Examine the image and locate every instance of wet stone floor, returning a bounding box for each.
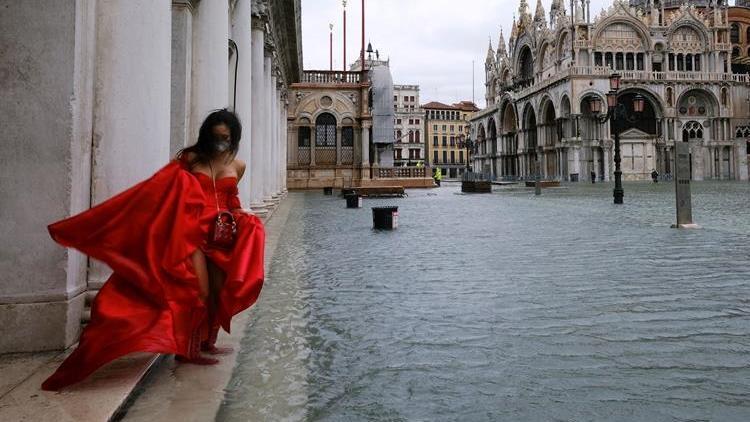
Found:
[217,181,750,422]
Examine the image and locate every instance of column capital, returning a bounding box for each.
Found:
[172,0,199,11]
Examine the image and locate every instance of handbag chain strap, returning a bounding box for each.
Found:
[208,161,221,214]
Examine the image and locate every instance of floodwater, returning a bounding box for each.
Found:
[217,181,750,421]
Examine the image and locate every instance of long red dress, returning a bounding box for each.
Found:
[41,159,265,391]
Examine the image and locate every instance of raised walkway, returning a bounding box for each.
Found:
[0,197,290,422]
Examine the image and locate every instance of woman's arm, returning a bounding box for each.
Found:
[234,159,246,181]
[230,159,253,215]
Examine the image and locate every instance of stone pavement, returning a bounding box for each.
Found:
[0,197,287,422]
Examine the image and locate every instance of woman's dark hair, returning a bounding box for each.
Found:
[178,108,242,167]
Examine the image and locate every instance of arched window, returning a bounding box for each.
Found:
[396,129,402,142]
[518,47,534,84]
[415,130,420,142]
[731,24,740,44]
[315,113,336,146]
[408,131,414,143]
[682,121,703,142]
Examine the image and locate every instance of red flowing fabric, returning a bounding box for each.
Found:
[41,160,265,391]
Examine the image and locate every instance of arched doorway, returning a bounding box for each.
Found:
[522,104,538,178]
[540,99,558,179]
[581,95,607,182]
[676,89,721,180]
[610,90,660,181]
[487,117,497,178]
[500,102,518,179]
[475,124,486,173]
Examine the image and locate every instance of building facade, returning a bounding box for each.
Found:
[425,101,479,178]
[287,55,433,188]
[0,0,300,353]
[393,84,425,166]
[471,0,750,182]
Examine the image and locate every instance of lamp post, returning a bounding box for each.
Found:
[589,73,644,204]
[457,134,474,174]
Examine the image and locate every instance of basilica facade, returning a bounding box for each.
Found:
[471,0,750,182]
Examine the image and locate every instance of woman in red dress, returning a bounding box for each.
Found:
[41,110,265,391]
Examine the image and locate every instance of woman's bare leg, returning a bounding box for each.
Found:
[191,249,211,304]
[202,260,233,355]
[175,249,218,365]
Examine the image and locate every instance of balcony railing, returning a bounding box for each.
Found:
[511,66,748,97]
[301,71,361,84]
[376,167,428,178]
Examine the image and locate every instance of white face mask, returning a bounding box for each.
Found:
[215,140,231,153]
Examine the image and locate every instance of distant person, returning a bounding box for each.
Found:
[591,170,596,184]
[651,169,659,183]
[433,167,442,186]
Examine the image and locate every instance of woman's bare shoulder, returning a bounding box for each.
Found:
[232,159,246,179]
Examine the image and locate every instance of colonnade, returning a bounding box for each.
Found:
[0,0,297,353]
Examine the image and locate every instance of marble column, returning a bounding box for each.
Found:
[89,0,173,294]
[249,18,266,208]
[190,0,229,139]
[270,78,280,198]
[603,146,611,181]
[231,0,253,204]
[170,1,194,157]
[262,54,274,202]
[282,104,289,192]
[361,123,371,179]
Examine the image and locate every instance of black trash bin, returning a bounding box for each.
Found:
[323,187,333,195]
[372,206,398,230]
[345,194,362,208]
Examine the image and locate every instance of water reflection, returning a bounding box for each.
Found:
[218,181,750,421]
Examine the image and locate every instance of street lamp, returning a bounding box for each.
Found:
[457,134,474,173]
[590,73,644,204]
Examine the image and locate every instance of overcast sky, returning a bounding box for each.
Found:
[301,0,610,108]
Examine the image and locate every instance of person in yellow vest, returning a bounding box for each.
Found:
[416,160,423,168]
[433,167,442,186]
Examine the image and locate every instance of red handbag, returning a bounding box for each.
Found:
[207,163,237,249]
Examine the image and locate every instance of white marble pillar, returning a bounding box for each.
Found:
[249,19,265,208]
[362,125,370,165]
[270,78,280,198]
[90,0,173,292]
[572,147,581,180]
[231,0,253,204]
[282,104,289,192]
[737,141,749,181]
[170,1,194,157]
[190,0,229,139]
[262,54,274,202]
[603,147,611,181]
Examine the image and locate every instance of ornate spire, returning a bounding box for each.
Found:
[497,28,507,57]
[485,37,495,64]
[510,15,518,40]
[518,0,532,32]
[550,0,565,24]
[534,0,547,25]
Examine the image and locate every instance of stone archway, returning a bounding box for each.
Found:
[487,117,497,178]
[522,103,538,178]
[539,98,558,179]
[500,102,519,179]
